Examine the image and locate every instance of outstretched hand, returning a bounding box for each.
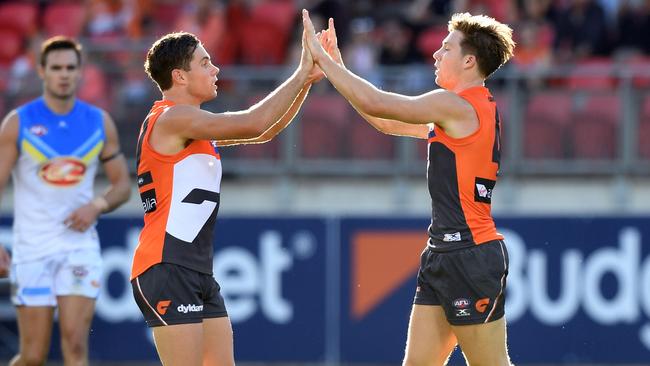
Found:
[0,245,10,278]
[320,17,344,67]
[302,9,329,64]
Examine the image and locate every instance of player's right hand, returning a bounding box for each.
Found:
[0,245,11,278]
[321,18,344,67]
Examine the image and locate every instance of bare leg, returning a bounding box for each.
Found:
[451,317,512,366]
[403,305,457,366]
[202,317,235,366]
[57,296,95,366]
[10,306,55,366]
[152,323,204,366]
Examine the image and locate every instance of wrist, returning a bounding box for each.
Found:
[91,196,109,213]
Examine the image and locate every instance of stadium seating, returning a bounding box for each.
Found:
[571,93,620,159]
[0,28,23,67]
[43,3,86,37]
[639,95,650,160]
[0,2,38,35]
[523,91,573,159]
[567,58,616,90]
[348,109,396,160]
[300,95,348,158]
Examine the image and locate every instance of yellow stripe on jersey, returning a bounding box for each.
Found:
[81,141,104,164]
[21,139,48,163]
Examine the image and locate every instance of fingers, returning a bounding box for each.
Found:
[302,9,316,36]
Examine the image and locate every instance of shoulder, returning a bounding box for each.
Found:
[0,109,20,139]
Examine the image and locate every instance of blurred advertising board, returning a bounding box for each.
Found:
[0,216,648,364]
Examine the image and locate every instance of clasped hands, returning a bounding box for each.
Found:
[301,10,343,84]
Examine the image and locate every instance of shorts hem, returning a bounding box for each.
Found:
[447,311,505,326]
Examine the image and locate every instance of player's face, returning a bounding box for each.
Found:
[39,49,81,100]
[185,44,220,102]
[432,30,466,90]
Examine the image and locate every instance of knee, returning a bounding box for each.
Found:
[60,332,88,360]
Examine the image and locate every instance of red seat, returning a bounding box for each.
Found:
[523,92,573,159]
[567,58,616,90]
[348,111,395,159]
[43,3,86,37]
[0,28,23,67]
[638,96,650,160]
[571,94,620,159]
[300,95,348,158]
[250,0,296,34]
[239,19,288,65]
[0,2,38,35]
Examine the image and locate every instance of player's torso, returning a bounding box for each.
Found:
[12,97,105,262]
[132,101,222,279]
[426,86,503,250]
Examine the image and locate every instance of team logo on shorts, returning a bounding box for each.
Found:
[453,298,471,317]
[72,266,88,278]
[38,157,87,186]
[156,300,172,315]
[475,297,490,313]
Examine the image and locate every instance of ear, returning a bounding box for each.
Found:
[171,69,187,86]
[463,54,476,70]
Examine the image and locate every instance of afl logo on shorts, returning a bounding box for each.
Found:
[38,157,87,186]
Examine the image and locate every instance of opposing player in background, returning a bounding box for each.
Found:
[131,30,322,365]
[304,10,516,365]
[0,36,131,366]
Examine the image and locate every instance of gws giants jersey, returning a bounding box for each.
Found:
[426,86,504,251]
[13,97,105,263]
[131,100,222,279]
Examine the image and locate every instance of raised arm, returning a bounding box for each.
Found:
[303,10,474,134]
[320,18,428,139]
[157,30,315,145]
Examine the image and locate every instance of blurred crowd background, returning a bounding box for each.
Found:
[1,0,650,213]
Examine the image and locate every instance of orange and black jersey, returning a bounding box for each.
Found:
[131,100,222,279]
[426,86,504,251]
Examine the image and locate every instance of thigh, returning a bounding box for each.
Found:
[451,317,511,366]
[403,305,457,366]
[55,248,103,299]
[202,317,234,366]
[15,306,55,358]
[153,323,204,366]
[57,295,96,341]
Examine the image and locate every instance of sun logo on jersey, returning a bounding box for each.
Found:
[38,157,87,186]
[29,125,48,137]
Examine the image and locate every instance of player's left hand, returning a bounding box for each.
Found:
[64,203,101,232]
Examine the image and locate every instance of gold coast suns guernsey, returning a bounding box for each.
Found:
[426,86,504,250]
[131,100,222,279]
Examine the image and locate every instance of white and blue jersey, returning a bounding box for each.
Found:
[12,97,106,264]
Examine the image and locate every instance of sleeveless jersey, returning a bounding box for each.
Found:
[12,97,105,263]
[426,86,504,251]
[131,100,222,279]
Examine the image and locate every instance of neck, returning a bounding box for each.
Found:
[43,93,75,115]
[162,88,202,107]
[450,78,485,94]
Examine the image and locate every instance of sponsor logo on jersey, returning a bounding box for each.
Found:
[38,157,87,186]
[140,189,157,213]
[29,124,48,136]
[474,177,495,203]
